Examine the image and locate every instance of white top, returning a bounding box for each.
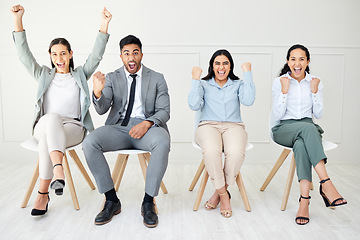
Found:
[122,66,145,119]
[43,73,81,119]
[270,72,324,128]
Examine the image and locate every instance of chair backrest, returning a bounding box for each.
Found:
[192,110,253,151]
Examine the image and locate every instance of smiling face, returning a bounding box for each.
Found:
[287,48,310,81]
[213,55,230,83]
[120,44,143,74]
[50,44,73,74]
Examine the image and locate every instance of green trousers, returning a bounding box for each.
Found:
[271,118,327,182]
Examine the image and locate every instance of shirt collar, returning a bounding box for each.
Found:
[209,77,234,88]
[286,71,311,82]
[124,64,143,80]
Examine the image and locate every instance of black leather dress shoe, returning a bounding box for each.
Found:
[141,202,158,228]
[95,200,121,225]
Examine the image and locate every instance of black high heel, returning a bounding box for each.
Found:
[319,178,347,207]
[295,195,311,225]
[50,163,65,196]
[31,191,50,216]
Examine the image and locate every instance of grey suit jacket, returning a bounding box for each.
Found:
[93,65,170,132]
[13,31,109,133]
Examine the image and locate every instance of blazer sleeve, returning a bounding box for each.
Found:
[82,32,110,80]
[12,31,44,81]
[92,73,114,115]
[146,74,170,126]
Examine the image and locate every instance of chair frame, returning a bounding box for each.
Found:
[260,139,337,210]
[21,143,95,210]
[109,149,168,214]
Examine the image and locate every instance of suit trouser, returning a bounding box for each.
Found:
[82,118,170,197]
[33,113,85,179]
[271,118,327,182]
[195,121,248,189]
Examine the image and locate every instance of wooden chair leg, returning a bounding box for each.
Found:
[114,154,129,192]
[142,152,168,194]
[310,181,314,190]
[189,159,205,191]
[21,159,40,208]
[235,172,251,212]
[68,149,95,190]
[193,170,209,211]
[260,149,291,191]
[63,153,80,210]
[281,155,296,211]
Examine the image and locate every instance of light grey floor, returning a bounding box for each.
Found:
[0,156,359,240]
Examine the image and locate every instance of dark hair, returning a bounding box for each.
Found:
[202,49,239,80]
[119,35,142,52]
[279,44,310,76]
[48,38,74,70]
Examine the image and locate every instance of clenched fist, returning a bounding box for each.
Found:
[280,77,290,94]
[241,62,251,72]
[93,71,106,99]
[310,77,320,93]
[192,66,202,80]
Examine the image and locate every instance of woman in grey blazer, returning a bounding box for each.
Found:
[11,4,111,216]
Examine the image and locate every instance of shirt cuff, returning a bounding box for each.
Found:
[312,92,319,104]
[279,92,287,104]
[92,92,101,102]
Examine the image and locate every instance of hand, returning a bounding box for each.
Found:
[129,121,153,139]
[11,5,24,32]
[93,71,106,98]
[100,7,112,33]
[192,66,202,80]
[280,77,290,94]
[310,77,320,93]
[241,62,251,72]
[10,5,24,19]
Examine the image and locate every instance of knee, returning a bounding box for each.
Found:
[150,135,170,153]
[82,134,97,153]
[302,123,318,134]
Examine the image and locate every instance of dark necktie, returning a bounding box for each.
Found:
[121,74,137,126]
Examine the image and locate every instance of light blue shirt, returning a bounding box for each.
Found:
[188,71,255,123]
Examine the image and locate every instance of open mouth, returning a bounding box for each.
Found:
[294,67,302,74]
[218,70,226,76]
[57,63,65,68]
[129,62,136,71]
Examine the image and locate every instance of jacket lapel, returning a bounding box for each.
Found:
[141,65,150,109]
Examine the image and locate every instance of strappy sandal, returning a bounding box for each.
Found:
[31,191,50,216]
[295,195,311,225]
[204,201,217,210]
[319,178,347,207]
[50,163,65,196]
[218,190,232,218]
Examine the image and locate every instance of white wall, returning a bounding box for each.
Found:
[1,0,359,163]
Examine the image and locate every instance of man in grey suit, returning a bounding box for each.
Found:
[82,35,170,228]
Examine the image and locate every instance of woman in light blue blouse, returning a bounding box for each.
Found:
[271,44,347,225]
[188,49,255,217]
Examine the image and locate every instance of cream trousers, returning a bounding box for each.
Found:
[33,113,85,179]
[195,121,248,189]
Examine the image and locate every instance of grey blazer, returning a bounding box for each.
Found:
[13,31,109,133]
[93,65,170,132]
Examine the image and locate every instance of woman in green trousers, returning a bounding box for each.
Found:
[271,44,347,225]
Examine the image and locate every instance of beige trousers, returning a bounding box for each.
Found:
[195,121,248,189]
[33,113,85,179]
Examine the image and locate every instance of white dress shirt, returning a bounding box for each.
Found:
[270,72,324,128]
[122,65,145,119]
